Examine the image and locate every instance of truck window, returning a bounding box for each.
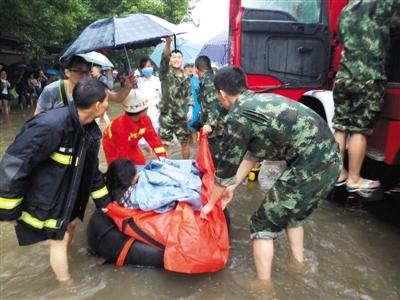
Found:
[238,0,329,87]
[242,0,322,23]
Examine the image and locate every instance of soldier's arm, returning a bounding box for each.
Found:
[201,121,250,219]
[159,38,172,81]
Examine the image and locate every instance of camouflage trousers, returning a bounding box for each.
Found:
[332,78,385,136]
[159,115,191,144]
[250,153,341,239]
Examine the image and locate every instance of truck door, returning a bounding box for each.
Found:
[240,0,329,88]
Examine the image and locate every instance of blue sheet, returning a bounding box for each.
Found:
[124,158,202,213]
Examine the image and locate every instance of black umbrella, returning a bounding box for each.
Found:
[61,13,183,67]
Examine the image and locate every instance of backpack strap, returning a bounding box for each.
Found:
[58,80,69,106]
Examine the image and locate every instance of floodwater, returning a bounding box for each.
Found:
[1,104,399,300]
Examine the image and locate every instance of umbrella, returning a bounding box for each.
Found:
[76,51,114,68]
[150,39,202,67]
[45,69,60,76]
[198,31,229,66]
[61,13,184,59]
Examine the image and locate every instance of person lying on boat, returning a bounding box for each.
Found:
[106,158,202,213]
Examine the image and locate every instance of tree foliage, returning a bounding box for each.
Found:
[0,0,190,58]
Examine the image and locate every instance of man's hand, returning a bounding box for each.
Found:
[200,202,214,220]
[220,185,236,209]
[187,106,193,121]
[165,36,173,44]
[202,124,212,135]
[187,111,193,121]
[124,72,138,89]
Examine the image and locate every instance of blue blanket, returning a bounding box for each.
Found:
[124,158,202,213]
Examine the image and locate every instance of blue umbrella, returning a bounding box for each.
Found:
[61,13,184,59]
[198,31,229,66]
[150,39,202,67]
[45,69,60,76]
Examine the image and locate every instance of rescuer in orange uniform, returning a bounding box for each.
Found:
[102,89,167,165]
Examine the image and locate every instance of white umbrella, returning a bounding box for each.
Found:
[76,51,114,68]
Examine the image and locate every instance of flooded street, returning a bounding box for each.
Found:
[1,105,399,300]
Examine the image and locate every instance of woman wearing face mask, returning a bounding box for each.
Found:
[136,57,162,155]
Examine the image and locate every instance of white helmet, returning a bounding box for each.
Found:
[122,89,149,113]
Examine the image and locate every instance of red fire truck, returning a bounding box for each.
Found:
[228,0,400,201]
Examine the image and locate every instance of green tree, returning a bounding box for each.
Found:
[0,0,190,58]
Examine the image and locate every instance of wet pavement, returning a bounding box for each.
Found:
[0,104,399,299]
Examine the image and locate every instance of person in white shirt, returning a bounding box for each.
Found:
[1,70,11,115]
[136,57,162,153]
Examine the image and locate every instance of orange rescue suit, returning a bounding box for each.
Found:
[103,113,167,165]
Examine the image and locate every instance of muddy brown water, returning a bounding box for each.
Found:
[1,104,399,300]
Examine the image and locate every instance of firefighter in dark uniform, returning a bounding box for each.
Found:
[0,78,111,282]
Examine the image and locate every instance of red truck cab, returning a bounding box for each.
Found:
[229,0,400,196]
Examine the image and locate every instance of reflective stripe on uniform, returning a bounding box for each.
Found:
[0,197,23,210]
[128,128,147,141]
[138,128,146,135]
[50,152,79,166]
[154,146,166,154]
[19,211,60,230]
[91,186,109,200]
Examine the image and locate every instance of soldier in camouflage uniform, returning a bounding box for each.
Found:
[158,37,193,159]
[200,67,340,283]
[332,0,400,196]
[195,55,227,165]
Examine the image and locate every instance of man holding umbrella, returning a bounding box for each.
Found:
[158,37,193,159]
[34,54,136,115]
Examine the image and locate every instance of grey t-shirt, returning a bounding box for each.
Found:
[37,80,73,113]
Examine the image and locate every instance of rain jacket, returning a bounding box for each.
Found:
[102,113,167,165]
[0,104,110,245]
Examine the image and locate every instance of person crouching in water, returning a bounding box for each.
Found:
[200,67,341,288]
[102,89,167,165]
[0,78,111,282]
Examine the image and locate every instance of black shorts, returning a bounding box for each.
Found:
[1,93,10,100]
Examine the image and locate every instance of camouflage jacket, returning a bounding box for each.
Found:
[197,70,226,136]
[214,91,339,186]
[336,0,400,81]
[159,53,192,121]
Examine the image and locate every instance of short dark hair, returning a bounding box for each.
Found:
[106,159,137,201]
[64,55,91,70]
[139,56,152,69]
[214,66,248,95]
[171,49,183,56]
[195,55,212,71]
[72,78,106,108]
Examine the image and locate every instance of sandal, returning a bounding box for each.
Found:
[346,179,383,201]
[335,178,347,187]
